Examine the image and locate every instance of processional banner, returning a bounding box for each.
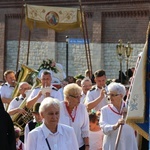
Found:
[126,40,147,123]
[25,4,81,32]
[126,22,150,140]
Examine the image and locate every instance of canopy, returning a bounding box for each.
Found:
[25,4,82,32]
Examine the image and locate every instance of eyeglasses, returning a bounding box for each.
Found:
[82,85,92,88]
[106,94,120,97]
[69,95,81,99]
[20,87,31,90]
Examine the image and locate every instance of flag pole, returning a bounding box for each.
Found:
[26,30,31,65]
[114,125,123,150]
[83,10,93,78]
[114,105,127,150]
[16,0,25,71]
[78,0,92,78]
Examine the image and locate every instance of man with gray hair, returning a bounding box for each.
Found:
[26,97,78,150]
[7,82,31,116]
[80,77,92,104]
[26,70,63,108]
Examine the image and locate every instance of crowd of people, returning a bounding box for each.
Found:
[0,68,138,150]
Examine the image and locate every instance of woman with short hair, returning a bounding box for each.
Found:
[59,83,89,150]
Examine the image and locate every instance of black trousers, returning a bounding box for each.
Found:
[79,145,85,150]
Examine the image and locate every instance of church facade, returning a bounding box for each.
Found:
[0,0,149,80]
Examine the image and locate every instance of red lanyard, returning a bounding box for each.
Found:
[108,102,125,115]
[65,102,77,122]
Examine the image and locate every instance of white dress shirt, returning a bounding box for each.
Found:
[85,85,107,111]
[27,85,63,103]
[7,95,24,112]
[0,82,15,109]
[0,82,14,98]
[58,87,64,101]
[26,123,78,150]
[99,102,138,150]
[59,102,89,148]
[80,91,86,104]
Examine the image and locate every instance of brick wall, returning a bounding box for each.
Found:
[0,1,149,81]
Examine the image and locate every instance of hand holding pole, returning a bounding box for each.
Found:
[114,105,127,150]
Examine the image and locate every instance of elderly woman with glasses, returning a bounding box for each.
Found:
[59,83,89,150]
[99,82,138,150]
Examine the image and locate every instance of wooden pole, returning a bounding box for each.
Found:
[83,12,92,77]
[78,0,90,73]
[66,36,69,77]
[114,106,127,150]
[26,30,31,65]
[16,0,25,71]
[114,125,123,150]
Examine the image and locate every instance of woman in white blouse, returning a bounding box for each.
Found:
[26,97,78,150]
[99,82,138,150]
[59,83,89,150]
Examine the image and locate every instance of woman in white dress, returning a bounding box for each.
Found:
[99,82,138,150]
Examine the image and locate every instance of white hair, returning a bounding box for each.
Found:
[39,97,60,114]
[107,82,126,97]
[81,77,92,86]
[18,82,31,89]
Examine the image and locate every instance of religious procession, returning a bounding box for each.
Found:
[0,1,149,150]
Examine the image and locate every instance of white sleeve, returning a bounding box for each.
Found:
[81,105,89,138]
[7,99,16,111]
[85,91,93,104]
[24,123,30,148]
[0,86,5,97]
[26,89,38,102]
[55,90,63,101]
[99,108,114,135]
[26,131,37,150]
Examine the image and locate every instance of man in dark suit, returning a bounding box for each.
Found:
[0,97,16,150]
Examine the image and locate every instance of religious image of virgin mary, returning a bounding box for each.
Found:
[45,11,59,26]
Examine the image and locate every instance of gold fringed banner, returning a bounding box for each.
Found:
[126,41,147,123]
[126,24,150,123]
[25,4,82,32]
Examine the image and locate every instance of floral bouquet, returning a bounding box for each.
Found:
[37,59,59,73]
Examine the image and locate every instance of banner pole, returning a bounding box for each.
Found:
[16,0,25,71]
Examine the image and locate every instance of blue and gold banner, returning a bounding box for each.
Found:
[25,4,81,32]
